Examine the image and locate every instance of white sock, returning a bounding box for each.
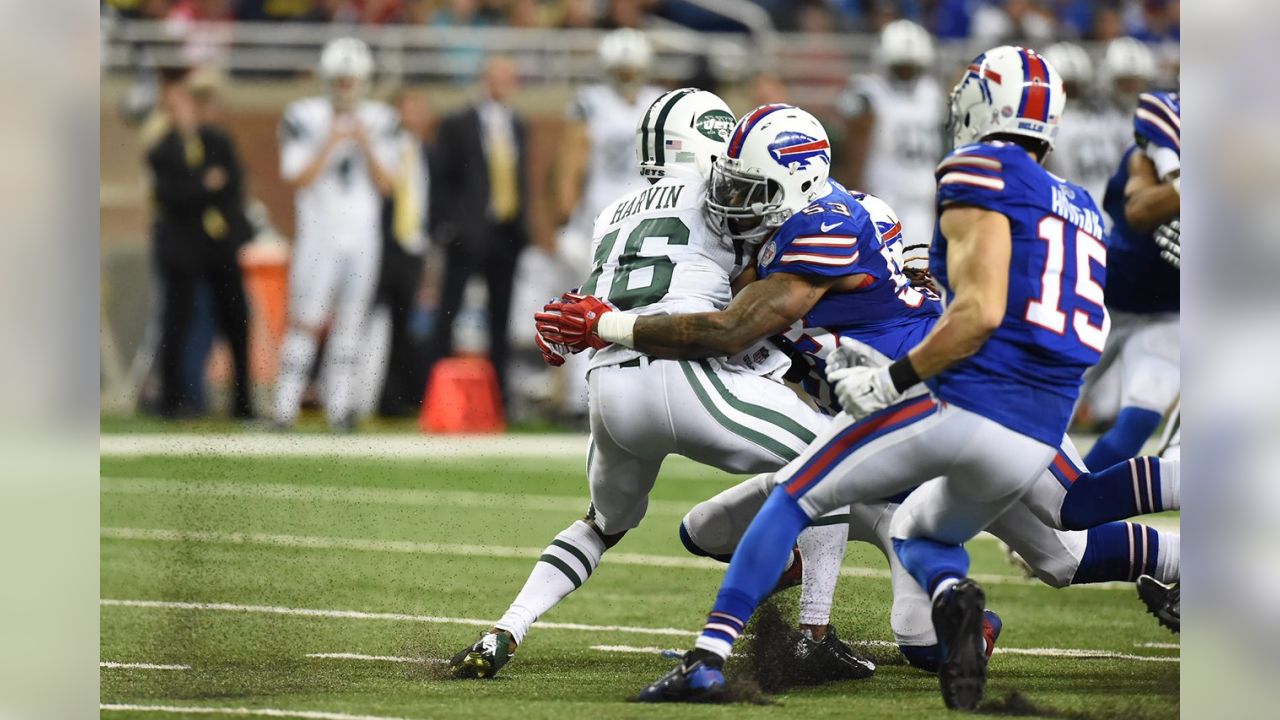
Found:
[495,520,605,646]
[1155,530,1179,583]
[273,329,318,425]
[694,634,733,661]
[797,511,849,627]
[931,577,960,602]
[356,305,392,418]
[1158,458,1179,510]
[323,332,361,427]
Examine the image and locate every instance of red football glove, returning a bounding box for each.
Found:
[533,327,567,367]
[534,291,611,351]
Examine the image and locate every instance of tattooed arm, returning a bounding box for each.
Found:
[630,272,843,359]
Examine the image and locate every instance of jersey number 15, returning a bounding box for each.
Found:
[1024,216,1110,352]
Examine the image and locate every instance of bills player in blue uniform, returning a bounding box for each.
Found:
[619,47,1106,710]
[540,93,1178,705]
[1082,91,1181,471]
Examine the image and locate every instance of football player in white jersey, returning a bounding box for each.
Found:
[272,37,404,431]
[547,29,665,415]
[1098,37,1157,177]
[836,19,944,273]
[450,89,870,682]
[1043,42,1122,213]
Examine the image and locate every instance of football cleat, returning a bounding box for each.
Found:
[932,579,988,711]
[449,631,516,679]
[794,625,876,682]
[982,609,1003,659]
[770,547,803,596]
[636,650,726,703]
[1136,575,1180,634]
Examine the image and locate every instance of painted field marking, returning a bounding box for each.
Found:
[101,704,416,720]
[100,662,190,670]
[590,643,1179,664]
[99,434,592,460]
[1136,642,1180,649]
[100,599,1178,665]
[305,653,443,664]
[100,526,1131,590]
[101,598,696,638]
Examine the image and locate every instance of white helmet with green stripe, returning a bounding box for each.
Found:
[636,88,735,182]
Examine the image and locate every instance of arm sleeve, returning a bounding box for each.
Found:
[373,108,405,175]
[934,146,1010,214]
[1133,92,1180,155]
[147,134,207,209]
[278,106,313,181]
[565,89,590,123]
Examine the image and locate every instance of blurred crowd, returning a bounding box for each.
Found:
[104,0,1179,41]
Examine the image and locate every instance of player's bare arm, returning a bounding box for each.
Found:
[1123,151,1179,233]
[904,205,1010,379]
[630,271,852,359]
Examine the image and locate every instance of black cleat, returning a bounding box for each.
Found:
[932,579,988,710]
[794,625,876,683]
[636,650,726,703]
[449,631,516,678]
[1137,575,1180,634]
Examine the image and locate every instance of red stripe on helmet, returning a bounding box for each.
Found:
[1021,49,1050,122]
[728,104,788,159]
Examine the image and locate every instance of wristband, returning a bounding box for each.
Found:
[887,356,922,393]
[597,312,638,348]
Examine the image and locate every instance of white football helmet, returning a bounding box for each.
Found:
[320,37,374,81]
[1042,42,1093,87]
[879,19,934,69]
[1103,37,1156,82]
[947,46,1066,157]
[635,88,735,182]
[706,104,832,245]
[599,28,653,72]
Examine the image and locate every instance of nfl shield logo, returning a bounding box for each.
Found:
[759,239,778,269]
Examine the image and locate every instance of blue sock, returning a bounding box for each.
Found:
[893,537,970,597]
[900,644,940,672]
[694,487,811,658]
[679,521,733,563]
[1084,407,1162,470]
[1071,521,1161,584]
[1061,456,1165,530]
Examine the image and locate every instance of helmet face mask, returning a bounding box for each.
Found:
[705,159,787,246]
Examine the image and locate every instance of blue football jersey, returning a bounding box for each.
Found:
[927,141,1109,446]
[757,180,942,411]
[1104,92,1180,314]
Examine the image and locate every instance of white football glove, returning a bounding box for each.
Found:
[1154,219,1180,269]
[825,337,903,419]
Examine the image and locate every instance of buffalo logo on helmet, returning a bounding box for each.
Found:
[694,110,735,142]
[767,131,830,172]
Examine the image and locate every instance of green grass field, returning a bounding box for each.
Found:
[100,433,1178,720]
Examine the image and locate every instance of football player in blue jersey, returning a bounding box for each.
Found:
[1081,90,1180,471]
[540,86,1178,706]
[612,46,1107,710]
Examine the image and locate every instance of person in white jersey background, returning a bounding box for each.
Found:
[836,19,944,275]
[272,37,403,432]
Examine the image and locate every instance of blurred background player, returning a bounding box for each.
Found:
[548,29,663,418]
[836,19,943,274]
[272,37,402,431]
[1043,42,1121,211]
[428,57,530,412]
[1083,90,1180,470]
[1097,37,1158,190]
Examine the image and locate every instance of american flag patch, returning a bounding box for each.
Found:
[665,139,683,150]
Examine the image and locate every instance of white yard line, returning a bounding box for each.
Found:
[101,526,1130,590]
[101,704,417,720]
[1136,642,1180,649]
[590,643,1178,664]
[100,662,190,671]
[305,653,443,664]
[100,434,590,459]
[101,598,697,638]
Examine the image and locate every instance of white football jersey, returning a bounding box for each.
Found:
[584,174,786,377]
[837,74,945,255]
[566,83,666,238]
[1047,103,1126,221]
[279,96,403,248]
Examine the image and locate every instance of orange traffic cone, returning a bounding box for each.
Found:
[420,357,506,434]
